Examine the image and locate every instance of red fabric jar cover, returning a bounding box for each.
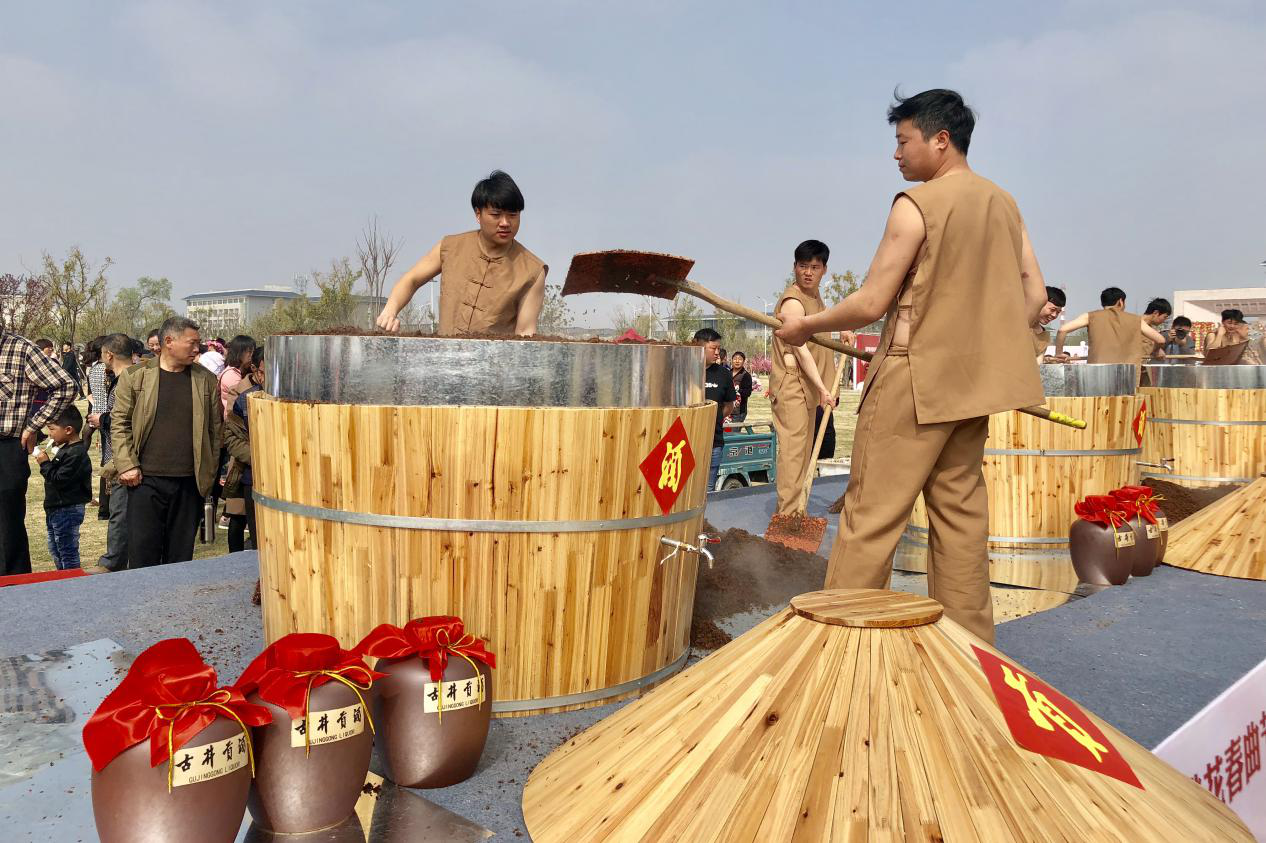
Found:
[1112,486,1161,525]
[356,616,496,683]
[83,638,271,773]
[1074,495,1130,528]
[235,632,384,721]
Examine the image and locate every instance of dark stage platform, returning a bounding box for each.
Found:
[2,475,1262,839]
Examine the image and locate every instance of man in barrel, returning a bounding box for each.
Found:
[376,170,548,336]
[1205,309,1266,365]
[1032,286,1066,362]
[769,241,840,518]
[1053,287,1166,364]
[777,89,1047,642]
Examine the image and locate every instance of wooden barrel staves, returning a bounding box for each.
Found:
[250,335,713,716]
[901,364,1142,592]
[1139,364,1266,488]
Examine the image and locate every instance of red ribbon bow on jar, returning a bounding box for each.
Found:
[1074,495,1130,529]
[82,638,271,790]
[1112,486,1161,525]
[234,633,384,755]
[356,617,496,720]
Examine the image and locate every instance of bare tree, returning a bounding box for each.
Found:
[44,247,111,344]
[356,215,402,325]
[0,272,54,338]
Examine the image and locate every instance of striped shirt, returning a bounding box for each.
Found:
[0,331,76,439]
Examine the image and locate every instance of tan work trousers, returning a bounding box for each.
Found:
[771,374,816,516]
[824,350,995,642]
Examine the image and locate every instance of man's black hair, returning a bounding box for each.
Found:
[1222,308,1245,323]
[101,333,133,358]
[693,327,722,344]
[52,403,83,435]
[36,338,54,351]
[471,170,525,213]
[793,240,830,265]
[1172,316,1192,329]
[732,351,746,361]
[1045,286,1066,308]
[1145,298,1172,316]
[146,328,160,341]
[1100,287,1127,308]
[251,344,265,367]
[887,88,976,155]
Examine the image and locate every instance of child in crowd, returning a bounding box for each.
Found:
[35,404,93,570]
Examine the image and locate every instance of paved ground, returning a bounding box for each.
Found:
[2,476,1263,839]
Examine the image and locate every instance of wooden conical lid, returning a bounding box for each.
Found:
[523,589,1250,842]
[1164,476,1266,580]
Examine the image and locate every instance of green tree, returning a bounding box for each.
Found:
[44,247,111,344]
[612,298,662,338]
[670,296,704,343]
[536,284,573,335]
[106,276,176,338]
[823,270,862,305]
[307,257,364,328]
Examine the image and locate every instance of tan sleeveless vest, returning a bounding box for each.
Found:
[771,283,835,396]
[1087,309,1143,364]
[437,231,547,335]
[864,172,1043,423]
[1032,325,1050,357]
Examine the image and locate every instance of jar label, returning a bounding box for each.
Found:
[290,702,366,748]
[424,674,486,714]
[1157,516,1169,531]
[1145,523,1161,540]
[170,731,248,787]
[1114,530,1136,549]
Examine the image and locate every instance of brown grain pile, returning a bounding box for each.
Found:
[1141,478,1239,524]
[689,521,827,651]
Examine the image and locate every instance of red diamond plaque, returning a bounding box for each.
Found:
[639,417,696,515]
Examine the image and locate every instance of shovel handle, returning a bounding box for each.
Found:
[673,278,1086,430]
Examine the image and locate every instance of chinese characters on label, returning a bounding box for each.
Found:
[1145,523,1161,540]
[289,702,366,748]
[1157,516,1169,531]
[1191,710,1264,805]
[170,731,249,787]
[423,674,485,714]
[1114,529,1136,549]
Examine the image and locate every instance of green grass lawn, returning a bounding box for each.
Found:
[741,386,862,462]
[24,398,233,573]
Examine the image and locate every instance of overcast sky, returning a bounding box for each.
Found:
[2,1,1263,328]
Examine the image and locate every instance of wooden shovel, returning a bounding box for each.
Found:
[563,249,1086,430]
[765,354,846,553]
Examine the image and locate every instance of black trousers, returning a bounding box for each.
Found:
[813,406,837,460]
[127,475,202,568]
[0,437,32,575]
[227,489,256,553]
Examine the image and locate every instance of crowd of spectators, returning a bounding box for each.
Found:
[0,317,262,575]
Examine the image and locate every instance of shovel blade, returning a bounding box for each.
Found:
[562,250,695,300]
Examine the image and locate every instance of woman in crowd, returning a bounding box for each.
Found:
[224,344,264,552]
[60,340,84,397]
[81,338,106,455]
[218,335,257,417]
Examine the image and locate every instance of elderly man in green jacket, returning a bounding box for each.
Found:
[111,316,222,567]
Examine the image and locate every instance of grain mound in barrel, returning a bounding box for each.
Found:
[689,523,826,651]
[523,589,1253,843]
[1163,476,1266,581]
[1141,478,1239,524]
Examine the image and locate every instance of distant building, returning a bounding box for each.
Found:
[1173,288,1266,322]
[183,286,387,334]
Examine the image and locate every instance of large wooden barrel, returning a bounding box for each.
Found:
[250,335,713,716]
[1139,365,1266,488]
[901,364,1142,591]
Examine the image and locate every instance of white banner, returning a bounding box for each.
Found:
[1154,657,1266,839]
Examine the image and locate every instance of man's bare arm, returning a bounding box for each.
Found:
[1019,221,1047,326]
[1141,322,1166,346]
[1054,311,1090,357]
[776,196,924,345]
[376,242,443,332]
[514,267,549,336]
